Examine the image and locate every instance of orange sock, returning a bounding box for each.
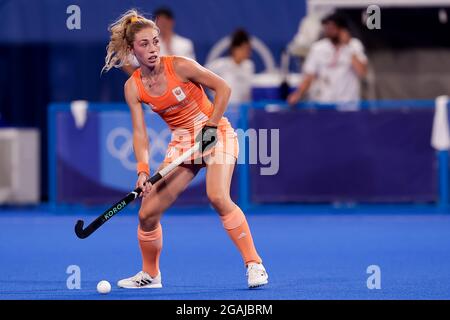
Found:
[137,224,162,278]
[220,205,262,265]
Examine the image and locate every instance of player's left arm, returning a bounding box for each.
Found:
[173,56,231,126]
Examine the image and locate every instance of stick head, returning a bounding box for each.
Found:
[75,220,88,239]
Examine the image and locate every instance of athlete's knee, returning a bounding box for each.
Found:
[207,190,233,212]
[138,207,161,230]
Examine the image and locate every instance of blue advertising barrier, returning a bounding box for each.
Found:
[48,100,449,208]
[249,107,437,203]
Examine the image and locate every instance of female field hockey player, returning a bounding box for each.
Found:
[102,10,268,289]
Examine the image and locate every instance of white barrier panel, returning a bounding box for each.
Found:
[0,128,40,204]
[431,95,450,151]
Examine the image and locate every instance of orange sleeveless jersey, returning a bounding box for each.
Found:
[132,56,231,137]
[131,56,238,163]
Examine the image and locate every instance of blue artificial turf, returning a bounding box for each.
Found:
[1,205,450,300]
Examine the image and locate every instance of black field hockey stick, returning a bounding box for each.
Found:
[74,141,202,239]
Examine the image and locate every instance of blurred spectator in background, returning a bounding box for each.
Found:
[206,29,254,104]
[123,7,196,75]
[287,13,368,106]
[153,7,196,59]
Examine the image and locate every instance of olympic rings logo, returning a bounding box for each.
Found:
[106,127,172,171]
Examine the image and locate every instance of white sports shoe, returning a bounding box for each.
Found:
[117,271,162,289]
[247,263,268,288]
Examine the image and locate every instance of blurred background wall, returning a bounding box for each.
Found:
[1,0,449,203]
[0,0,306,201]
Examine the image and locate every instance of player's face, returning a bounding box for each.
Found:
[323,22,340,43]
[132,27,161,68]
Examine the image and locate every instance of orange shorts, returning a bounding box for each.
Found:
[163,122,239,166]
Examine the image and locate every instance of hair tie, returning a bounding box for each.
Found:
[130,16,140,23]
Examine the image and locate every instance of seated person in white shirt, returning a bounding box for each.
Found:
[287,13,368,105]
[206,29,255,104]
[122,7,196,75]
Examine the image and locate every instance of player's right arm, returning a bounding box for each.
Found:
[287,73,315,106]
[124,79,152,197]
